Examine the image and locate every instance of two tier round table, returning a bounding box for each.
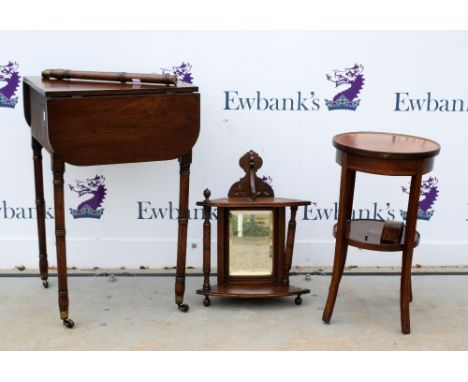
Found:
[322,131,441,334]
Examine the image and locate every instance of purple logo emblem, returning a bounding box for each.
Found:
[69,175,107,219]
[325,63,365,111]
[0,61,21,108]
[400,176,439,221]
[162,62,193,84]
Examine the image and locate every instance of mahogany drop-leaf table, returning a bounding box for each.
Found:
[23,74,200,327]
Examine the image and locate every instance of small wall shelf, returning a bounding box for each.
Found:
[196,150,311,307]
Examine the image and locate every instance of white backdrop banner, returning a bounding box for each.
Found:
[0,31,466,269]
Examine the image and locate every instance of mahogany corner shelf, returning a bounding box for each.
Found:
[195,150,311,307]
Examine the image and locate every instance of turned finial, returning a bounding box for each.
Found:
[203,188,211,201]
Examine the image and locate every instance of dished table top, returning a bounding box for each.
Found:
[333,131,441,160]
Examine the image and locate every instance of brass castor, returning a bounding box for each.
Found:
[295,296,302,305]
[203,296,211,307]
[178,303,190,313]
[62,318,75,329]
[42,280,49,288]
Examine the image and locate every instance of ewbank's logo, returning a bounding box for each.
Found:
[325,63,365,111]
[400,177,439,221]
[0,61,20,108]
[69,175,107,219]
[162,62,193,84]
[224,63,368,112]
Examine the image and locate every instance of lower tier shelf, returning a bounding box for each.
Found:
[333,219,420,252]
[196,284,310,299]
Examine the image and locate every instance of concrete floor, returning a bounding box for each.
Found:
[0,274,466,350]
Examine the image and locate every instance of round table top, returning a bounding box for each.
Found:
[333,131,441,160]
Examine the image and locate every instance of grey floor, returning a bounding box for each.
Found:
[0,274,466,350]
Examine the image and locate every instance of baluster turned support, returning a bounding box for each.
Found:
[202,189,212,292]
[202,189,212,307]
[282,206,298,286]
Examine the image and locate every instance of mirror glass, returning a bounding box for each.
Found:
[228,210,273,276]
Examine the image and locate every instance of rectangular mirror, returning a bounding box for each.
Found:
[228,210,273,276]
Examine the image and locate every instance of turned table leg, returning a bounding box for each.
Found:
[175,151,192,312]
[323,156,355,323]
[202,190,212,306]
[400,171,422,334]
[52,156,74,328]
[282,206,298,287]
[32,137,49,288]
